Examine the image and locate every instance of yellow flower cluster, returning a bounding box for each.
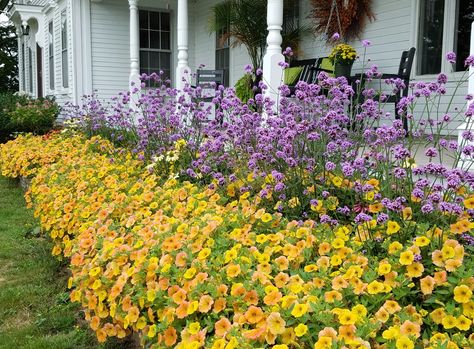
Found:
[329,44,357,65]
[0,134,473,349]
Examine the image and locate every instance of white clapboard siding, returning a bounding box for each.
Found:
[90,0,130,100]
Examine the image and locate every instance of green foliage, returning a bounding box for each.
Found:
[7,97,59,135]
[209,0,309,71]
[0,92,27,142]
[234,74,254,103]
[0,23,18,93]
[0,93,59,142]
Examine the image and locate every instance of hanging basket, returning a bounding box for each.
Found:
[310,0,375,43]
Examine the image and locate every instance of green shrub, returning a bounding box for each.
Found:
[0,93,25,142]
[7,97,59,136]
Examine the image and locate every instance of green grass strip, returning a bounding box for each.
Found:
[0,176,100,349]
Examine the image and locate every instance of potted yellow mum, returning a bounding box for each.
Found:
[329,43,357,77]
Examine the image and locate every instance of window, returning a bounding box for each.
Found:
[418,0,474,75]
[139,10,171,85]
[21,42,26,91]
[61,10,68,88]
[418,0,445,75]
[215,23,230,86]
[28,47,33,93]
[454,0,474,71]
[48,21,54,90]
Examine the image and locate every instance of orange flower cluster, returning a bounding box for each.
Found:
[0,134,473,349]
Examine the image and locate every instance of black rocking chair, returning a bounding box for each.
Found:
[374,47,416,131]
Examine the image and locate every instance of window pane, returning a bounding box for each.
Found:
[49,57,54,90]
[140,30,149,49]
[62,51,68,88]
[150,11,160,30]
[418,0,445,75]
[161,12,170,31]
[61,11,67,48]
[149,51,160,70]
[215,19,230,86]
[139,11,148,29]
[162,70,171,80]
[161,32,170,50]
[150,31,160,49]
[160,52,171,71]
[49,21,54,55]
[140,51,149,70]
[455,0,474,71]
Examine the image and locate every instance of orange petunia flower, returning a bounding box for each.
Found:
[274,256,289,271]
[274,272,290,288]
[172,288,187,305]
[324,290,343,303]
[226,264,241,278]
[338,325,356,341]
[318,326,337,339]
[163,327,177,347]
[214,317,232,337]
[420,276,436,295]
[217,284,228,296]
[175,301,189,319]
[198,295,214,313]
[121,295,132,312]
[175,251,187,267]
[243,326,266,340]
[244,290,259,305]
[244,306,264,324]
[90,316,101,331]
[400,320,421,338]
[266,312,286,335]
[213,297,227,313]
[96,328,107,343]
[264,290,282,306]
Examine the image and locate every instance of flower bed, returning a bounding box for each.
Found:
[0,133,473,349]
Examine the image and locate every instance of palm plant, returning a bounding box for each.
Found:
[209,0,309,71]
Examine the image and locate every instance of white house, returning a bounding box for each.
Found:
[1,0,473,133]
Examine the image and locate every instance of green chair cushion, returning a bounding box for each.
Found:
[284,66,303,85]
[320,58,335,76]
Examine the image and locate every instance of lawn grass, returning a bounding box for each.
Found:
[0,176,101,349]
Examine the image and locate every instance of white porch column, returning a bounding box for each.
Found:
[262,0,284,110]
[128,0,141,91]
[457,21,474,170]
[175,0,191,91]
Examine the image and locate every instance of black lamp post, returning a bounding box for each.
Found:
[21,23,29,36]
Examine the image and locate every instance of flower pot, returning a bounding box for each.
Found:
[334,62,353,78]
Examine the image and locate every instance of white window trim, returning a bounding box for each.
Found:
[410,0,467,80]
